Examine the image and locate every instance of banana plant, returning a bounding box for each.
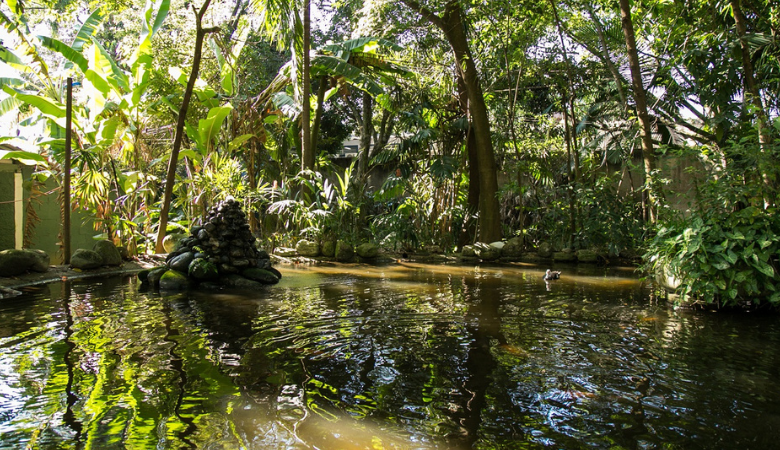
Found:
[0,0,170,249]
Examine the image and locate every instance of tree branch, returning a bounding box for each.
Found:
[399,0,445,31]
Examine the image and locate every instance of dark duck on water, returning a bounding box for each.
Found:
[543,269,561,281]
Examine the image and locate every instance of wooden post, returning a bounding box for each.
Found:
[63,78,72,264]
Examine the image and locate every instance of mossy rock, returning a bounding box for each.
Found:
[296,239,321,257]
[163,233,184,253]
[501,236,524,257]
[222,274,266,289]
[93,240,122,266]
[169,252,195,273]
[266,266,282,279]
[189,258,219,280]
[474,242,500,261]
[462,245,477,258]
[159,270,189,290]
[335,241,354,262]
[137,268,151,282]
[552,251,576,262]
[146,266,169,288]
[0,249,50,276]
[71,249,104,270]
[321,240,336,257]
[537,242,552,258]
[356,243,379,259]
[576,249,600,263]
[241,267,280,285]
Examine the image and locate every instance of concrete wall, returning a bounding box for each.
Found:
[0,161,20,250]
[20,166,98,264]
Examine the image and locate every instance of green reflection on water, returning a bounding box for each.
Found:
[1,264,779,449]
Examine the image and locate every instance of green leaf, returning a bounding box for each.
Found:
[228,134,254,152]
[98,116,122,143]
[72,9,104,52]
[39,36,89,73]
[84,68,111,96]
[151,0,170,37]
[208,37,233,96]
[0,149,46,163]
[3,85,65,117]
[198,105,233,150]
[178,149,202,162]
[754,261,776,278]
[0,77,24,89]
[168,66,188,87]
[0,45,26,69]
[724,250,738,265]
[88,38,129,92]
[0,95,22,117]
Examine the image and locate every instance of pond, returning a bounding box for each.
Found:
[1,262,779,449]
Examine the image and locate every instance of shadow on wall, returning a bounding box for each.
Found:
[0,161,97,264]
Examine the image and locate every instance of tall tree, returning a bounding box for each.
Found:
[399,0,502,242]
[301,0,313,171]
[155,0,220,253]
[618,0,656,223]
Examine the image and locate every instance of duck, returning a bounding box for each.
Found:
[543,269,561,281]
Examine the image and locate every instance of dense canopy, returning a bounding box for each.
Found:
[1,0,778,307]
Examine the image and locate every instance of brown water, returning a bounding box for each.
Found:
[1,262,779,449]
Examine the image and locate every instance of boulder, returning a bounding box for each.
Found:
[163,233,184,253]
[241,267,280,285]
[188,258,219,280]
[356,243,379,259]
[71,249,104,270]
[489,241,505,251]
[656,264,682,291]
[335,241,354,262]
[159,270,189,290]
[28,249,50,272]
[552,250,576,262]
[222,274,266,289]
[137,268,151,283]
[474,242,500,261]
[93,240,122,266]
[266,266,283,280]
[0,249,48,277]
[321,240,336,257]
[537,242,552,258]
[169,252,195,273]
[275,247,298,257]
[501,236,524,257]
[296,240,321,257]
[462,245,477,258]
[576,249,600,263]
[146,267,169,288]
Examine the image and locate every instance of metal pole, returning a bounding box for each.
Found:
[63,78,72,264]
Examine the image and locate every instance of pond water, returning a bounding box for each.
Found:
[1,262,779,449]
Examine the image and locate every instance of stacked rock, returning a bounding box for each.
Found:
[170,197,260,274]
[146,197,279,290]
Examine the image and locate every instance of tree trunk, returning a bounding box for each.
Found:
[730,0,774,203]
[457,73,480,249]
[155,1,219,253]
[311,75,328,153]
[619,0,656,223]
[301,0,314,171]
[401,0,502,242]
[551,0,580,246]
[358,90,373,183]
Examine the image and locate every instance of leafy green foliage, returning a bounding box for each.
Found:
[644,208,780,307]
[643,139,780,308]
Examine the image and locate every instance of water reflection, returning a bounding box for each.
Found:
[1,264,779,448]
